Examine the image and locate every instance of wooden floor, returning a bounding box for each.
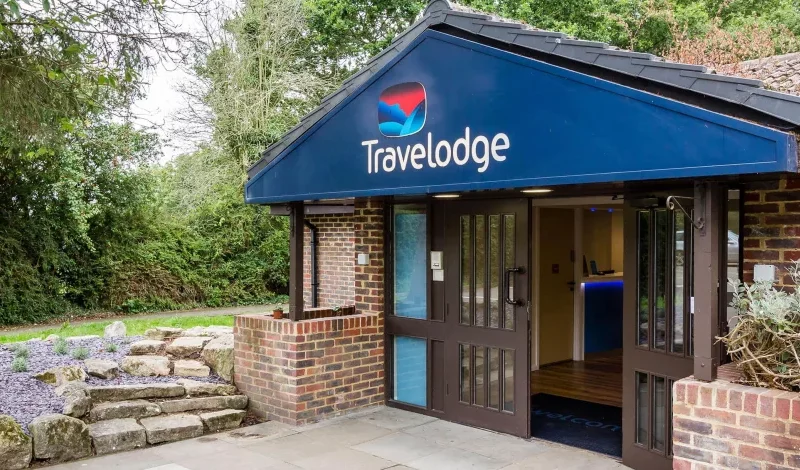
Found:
[531,349,623,408]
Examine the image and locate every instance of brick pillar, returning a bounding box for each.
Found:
[354,198,385,315]
[743,176,800,288]
[232,197,386,425]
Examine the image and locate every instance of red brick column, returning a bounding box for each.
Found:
[673,377,800,469]
[234,313,384,425]
[743,176,800,288]
[354,198,385,315]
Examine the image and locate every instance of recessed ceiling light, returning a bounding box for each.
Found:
[433,194,460,199]
[522,188,553,194]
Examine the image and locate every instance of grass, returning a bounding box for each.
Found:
[0,315,236,344]
[105,342,119,353]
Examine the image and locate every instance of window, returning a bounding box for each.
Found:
[394,205,427,319]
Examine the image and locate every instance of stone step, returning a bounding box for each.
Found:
[200,409,246,432]
[128,340,166,355]
[88,419,146,455]
[90,400,161,421]
[157,395,248,413]
[173,360,210,377]
[166,336,211,358]
[178,379,237,397]
[88,384,184,402]
[140,414,204,445]
[120,356,171,377]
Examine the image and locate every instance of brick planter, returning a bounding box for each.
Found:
[233,313,384,425]
[673,376,800,469]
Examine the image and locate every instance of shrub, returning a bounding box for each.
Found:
[71,347,90,360]
[105,342,118,353]
[14,345,29,359]
[11,356,28,372]
[721,260,800,391]
[53,339,68,355]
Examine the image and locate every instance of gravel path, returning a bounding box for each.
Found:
[0,336,225,432]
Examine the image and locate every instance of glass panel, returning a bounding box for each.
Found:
[503,349,515,412]
[726,190,741,331]
[503,214,516,330]
[637,211,650,347]
[475,215,486,327]
[393,336,427,407]
[652,376,666,452]
[672,211,686,354]
[489,215,501,329]
[474,347,486,407]
[489,347,500,409]
[636,372,649,445]
[394,205,427,319]
[654,210,668,351]
[460,343,471,403]
[461,216,473,325]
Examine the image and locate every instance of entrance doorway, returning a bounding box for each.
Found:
[531,202,625,458]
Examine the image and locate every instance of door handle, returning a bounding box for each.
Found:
[505,267,525,306]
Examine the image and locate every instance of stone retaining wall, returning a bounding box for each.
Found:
[234,313,384,425]
[673,377,800,469]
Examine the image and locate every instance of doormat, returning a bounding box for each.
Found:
[530,393,622,458]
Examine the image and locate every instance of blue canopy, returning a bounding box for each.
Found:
[246,31,797,204]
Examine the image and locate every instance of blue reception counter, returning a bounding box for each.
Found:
[582,276,624,354]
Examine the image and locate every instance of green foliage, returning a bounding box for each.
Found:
[11,356,28,373]
[0,314,249,344]
[71,347,90,360]
[53,338,68,355]
[105,342,119,353]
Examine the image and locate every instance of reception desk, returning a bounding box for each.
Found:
[582,274,624,354]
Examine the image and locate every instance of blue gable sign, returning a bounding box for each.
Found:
[246,31,797,204]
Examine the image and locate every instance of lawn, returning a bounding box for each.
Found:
[0,315,235,344]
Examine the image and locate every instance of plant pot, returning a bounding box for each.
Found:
[272,310,284,319]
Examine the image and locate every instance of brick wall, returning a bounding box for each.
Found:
[303,214,355,308]
[234,313,384,425]
[743,176,800,288]
[354,198,385,315]
[673,377,800,469]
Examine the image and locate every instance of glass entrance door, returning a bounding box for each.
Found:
[445,199,530,437]
[622,195,695,470]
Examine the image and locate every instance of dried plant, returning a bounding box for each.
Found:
[720,260,800,391]
[665,17,799,72]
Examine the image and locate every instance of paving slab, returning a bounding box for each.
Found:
[44,406,626,470]
[352,432,445,464]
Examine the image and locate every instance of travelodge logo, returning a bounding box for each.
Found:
[378,82,427,137]
[363,82,510,174]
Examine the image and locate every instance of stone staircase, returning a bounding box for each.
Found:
[84,381,248,455]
